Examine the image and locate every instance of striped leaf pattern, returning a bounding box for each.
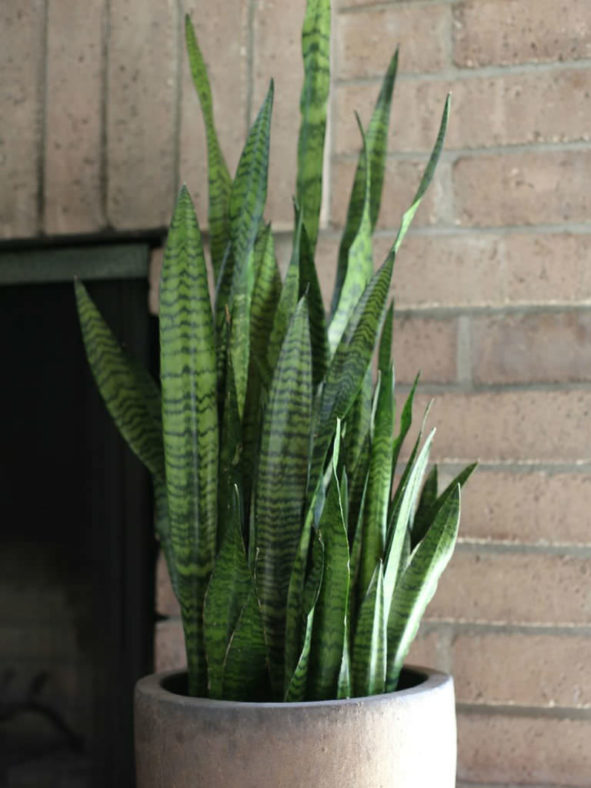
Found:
[386,486,461,690]
[160,186,218,696]
[185,15,232,281]
[309,466,350,700]
[255,299,313,697]
[332,51,398,315]
[77,3,467,703]
[297,0,331,252]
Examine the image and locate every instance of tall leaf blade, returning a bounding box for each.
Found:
[75,281,164,481]
[299,221,329,388]
[308,470,350,700]
[383,428,436,621]
[392,95,450,255]
[386,485,461,690]
[310,251,395,493]
[230,82,274,278]
[378,301,394,376]
[328,118,373,354]
[284,533,324,702]
[332,51,398,314]
[185,16,232,281]
[203,495,251,698]
[359,367,394,598]
[222,587,271,701]
[159,186,218,696]
[255,298,313,696]
[412,462,477,548]
[352,561,386,697]
[296,0,331,251]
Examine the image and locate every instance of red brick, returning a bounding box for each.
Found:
[471,312,591,385]
[454,0,591,68]
[427,551,591,625]
[458,713,591,786]
[180,0,248,225]
[393,316,458,384]
[154,619,186,673]
[44,1,104,234]
[453,632,591,708]
[454,150,591,228]
[252,0,307,229]
[335,68,591,154]
[107,0,177,229]
[408,390,591,464]
[0,0,44,238]
[336,6,451,80]
[331,157,447,230]
[156,549,180,617]
[505,233,591,306]
[459,470,591,546]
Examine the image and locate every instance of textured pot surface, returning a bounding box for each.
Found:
[135,667,456,788]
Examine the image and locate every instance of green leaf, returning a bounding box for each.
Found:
[342,367,372,487]
[309,468,350,700]
[75,280,164,480]
[392,95,450,256]
[255,298,313,696]
[284,532,324,701]
[222,586,271,701]
[336,617,352,700]
[391,372,420,477]
[296,0,331,252]
[359,367,394,598]
[310,251,395,497]
[267,208,302,374]
[386,485,461,690]
[412,462,477,548]
[203,492,251,698]
[383,429,436,623]
[250,225,282,365]
[227,83,274,416]
[217,357,242,549]
[159,186,218,696]
[352,561,386,697]
[329,117,374,354]
[185,15,232,281]
[378,301,394,376]
[230,81,274,277]
[332,51,398,315]
[299,220,329,389]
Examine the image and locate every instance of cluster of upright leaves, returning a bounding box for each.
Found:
[75,0,475,702]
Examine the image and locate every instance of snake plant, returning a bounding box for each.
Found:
[75,0,475,702]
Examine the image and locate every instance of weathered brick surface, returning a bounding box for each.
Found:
[107,0,177,229]
[427,550,591,625]
[335,68,591,154]
[154,619,186,673]
[454,150,591,228]
[457,713,591,786]
[0,0,44,238]
[460,469,591,545]
[471,311,591,385]
[453,632,591,708]
[331,158,447,230]
[454,0,591,68]
[409,390,591,463]
[252,0,307,228]
[393,315,458,384]
[336,5,451,80]
[180,0,248,224]
[505,233,591,305]
[44,0,104,234]
[406,629,442,672]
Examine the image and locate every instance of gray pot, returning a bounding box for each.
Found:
[135,666,456,787]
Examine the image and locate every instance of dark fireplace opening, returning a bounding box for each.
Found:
[0,255,156,788]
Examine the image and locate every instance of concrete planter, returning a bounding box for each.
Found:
[135,666,456,787]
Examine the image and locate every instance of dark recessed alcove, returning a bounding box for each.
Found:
[0,244,157,787]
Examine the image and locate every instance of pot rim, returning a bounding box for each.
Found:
[135,665,453,710]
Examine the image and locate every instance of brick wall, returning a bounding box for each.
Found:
[3,1,591,785]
